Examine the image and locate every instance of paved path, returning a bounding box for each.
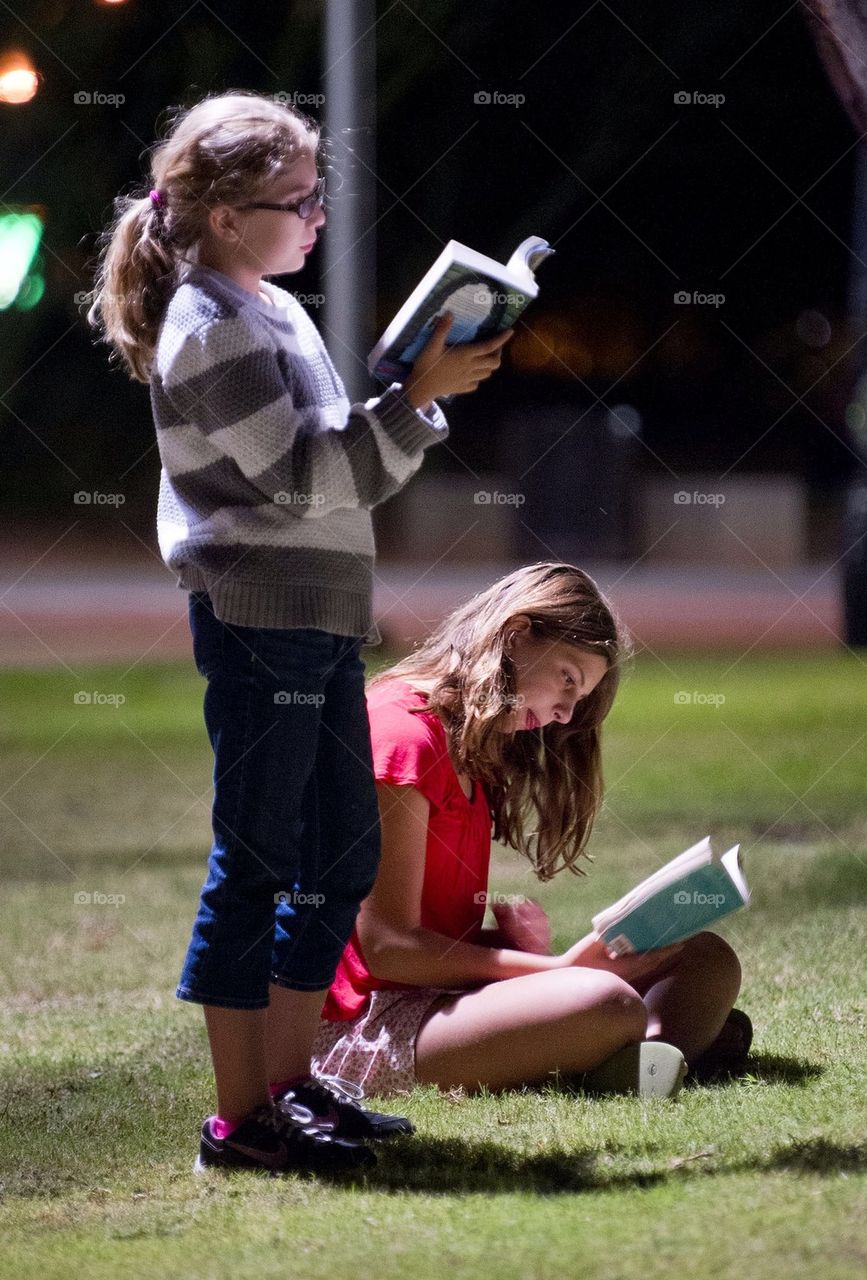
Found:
[0,534,842,668]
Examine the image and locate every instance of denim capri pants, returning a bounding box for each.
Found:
[176,591,382,1010]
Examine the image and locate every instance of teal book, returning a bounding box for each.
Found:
[367,235,555,385]
[591,836,750,957]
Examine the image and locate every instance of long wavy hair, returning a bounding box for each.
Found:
[87,90,322,384]
[371,562,633,881]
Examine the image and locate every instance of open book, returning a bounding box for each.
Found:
[591,836,750,956]
[368,235,555,384]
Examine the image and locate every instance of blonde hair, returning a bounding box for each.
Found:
[372,562,633,881]
[87,90,322,384]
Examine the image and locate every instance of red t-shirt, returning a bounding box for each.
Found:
[322,678,493,1021]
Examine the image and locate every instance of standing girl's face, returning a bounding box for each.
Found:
[248,155,326,274]
[208,153,326,280]
[500,616,609,732]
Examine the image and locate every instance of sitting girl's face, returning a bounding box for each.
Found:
[502,617,609,732]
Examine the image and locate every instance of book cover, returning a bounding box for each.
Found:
[368,235,554,384]
[592,839,750,956]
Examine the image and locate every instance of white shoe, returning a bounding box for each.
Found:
[578,1040,688,1098]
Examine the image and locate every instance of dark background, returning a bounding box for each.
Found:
[1,0,862,541]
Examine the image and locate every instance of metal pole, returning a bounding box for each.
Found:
[843,142,867,644]
[323,0,377,404]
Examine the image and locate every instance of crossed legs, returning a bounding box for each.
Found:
[415,931,742,1091]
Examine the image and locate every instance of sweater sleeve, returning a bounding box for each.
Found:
[157,312,449,520]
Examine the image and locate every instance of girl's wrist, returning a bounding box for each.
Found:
[401,376,433,413]
[486,948,566,980]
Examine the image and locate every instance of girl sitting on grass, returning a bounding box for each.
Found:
[278,562,750,1107]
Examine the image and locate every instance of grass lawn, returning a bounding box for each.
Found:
[1,649,865,1280]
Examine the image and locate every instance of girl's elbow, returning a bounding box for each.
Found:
[357,919,413,981]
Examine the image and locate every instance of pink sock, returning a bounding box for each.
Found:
[269,1073,311,1097]
[209,1115,241,1139]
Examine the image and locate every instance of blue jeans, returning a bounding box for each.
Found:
[177,592,382,1009]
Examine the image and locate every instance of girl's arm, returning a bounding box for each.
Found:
[355,783,566,988]
[156,312,448,522]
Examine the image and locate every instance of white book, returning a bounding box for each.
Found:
[368,235,555,385]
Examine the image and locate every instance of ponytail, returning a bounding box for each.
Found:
[87,191,178,384]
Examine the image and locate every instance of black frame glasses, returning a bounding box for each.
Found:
[241,176,326,219]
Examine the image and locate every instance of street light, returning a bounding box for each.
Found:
[0,49,38,105]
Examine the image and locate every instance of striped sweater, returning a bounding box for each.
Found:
[149,261,449,642]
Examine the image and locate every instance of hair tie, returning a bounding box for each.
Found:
[149,189,164,208]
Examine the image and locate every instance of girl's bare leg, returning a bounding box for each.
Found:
[265,984,329,1083]
[206,985,331,1124]
[415,967,647,1091]
[203,1006,270,1126]
[628,931,743,1064]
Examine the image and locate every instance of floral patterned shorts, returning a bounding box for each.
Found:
[311,986,455,1096]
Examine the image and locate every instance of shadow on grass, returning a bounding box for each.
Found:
[0,1052,851,1199]
[682,1052,825,1089]
[366,1131,867,1193]
[366,1136,665,1194]
[758,1138,867,1175]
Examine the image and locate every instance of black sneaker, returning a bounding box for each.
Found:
[688,1008,754,1083]
[193,1101,376,1176]
[276,1074,414,1141]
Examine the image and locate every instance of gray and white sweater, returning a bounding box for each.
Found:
[149,262,449,642]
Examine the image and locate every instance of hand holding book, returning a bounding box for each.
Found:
[403,312,514,411]
[562,930,687,983]
[369,234,554,388]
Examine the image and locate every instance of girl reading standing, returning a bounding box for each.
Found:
[88,89,512,1175]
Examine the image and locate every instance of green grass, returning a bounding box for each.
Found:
[1,650,865,1279]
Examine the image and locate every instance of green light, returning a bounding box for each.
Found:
[14,271,45,310]
[0,210,45,310]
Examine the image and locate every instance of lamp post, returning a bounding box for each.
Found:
[323,0,377,405]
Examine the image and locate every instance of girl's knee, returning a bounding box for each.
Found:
[683,931,742,990]
[554,968,647,1037]
[594,972,647,1036]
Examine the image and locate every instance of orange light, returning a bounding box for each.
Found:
[510,314,595,379]
[0,50,38,105]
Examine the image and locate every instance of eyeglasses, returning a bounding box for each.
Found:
[241,176,326,219]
